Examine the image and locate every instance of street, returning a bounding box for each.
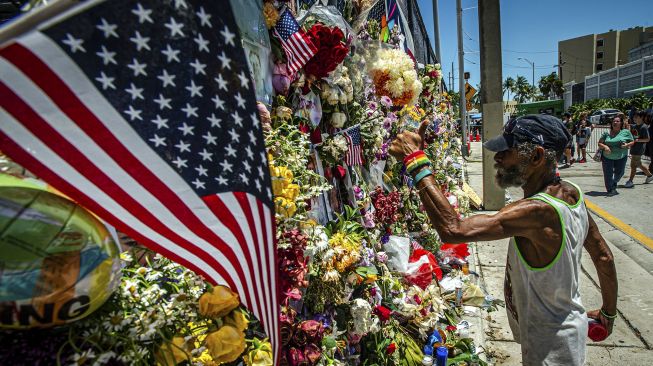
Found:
[466,141,653,364]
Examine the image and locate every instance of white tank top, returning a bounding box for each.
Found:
[504,181,589,365]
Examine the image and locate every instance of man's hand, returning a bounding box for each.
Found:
[587,308,615,336]
[389,121,429,161]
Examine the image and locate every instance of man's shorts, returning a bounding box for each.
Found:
[631,154,643,167]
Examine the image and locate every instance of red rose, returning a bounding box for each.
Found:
[373,305,392,322]
[331,27,344,44]
[446,325,457,332]
[287,347,308,366]
[386,342,397,355]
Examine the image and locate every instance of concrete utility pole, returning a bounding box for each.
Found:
[431,0,442,64]
[456,0,467,157]
[478,0,505,210]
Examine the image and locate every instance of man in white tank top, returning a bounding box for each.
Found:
[390,114,618,365]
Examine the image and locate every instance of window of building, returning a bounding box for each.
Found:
[596,63,603,71]
[596,39,604,47]
[596,51,604,59]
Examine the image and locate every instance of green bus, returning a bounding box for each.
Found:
[515,99,565,118]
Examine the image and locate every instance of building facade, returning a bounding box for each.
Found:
[558,26,653,84]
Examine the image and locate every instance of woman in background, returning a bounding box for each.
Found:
[597,113,633,196]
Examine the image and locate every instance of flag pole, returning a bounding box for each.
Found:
[0,0,81,46]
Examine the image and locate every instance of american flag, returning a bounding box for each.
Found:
[272,8,316,75]
[0,0,280,361]
[342,126,363,166]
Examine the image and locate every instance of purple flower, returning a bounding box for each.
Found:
[381,234,390,244]
[376,251,388,263]
[368,101,378,111]
[353,186,364,200]
[380,95,393,108]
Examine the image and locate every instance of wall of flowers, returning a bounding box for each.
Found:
[0,1,494,366]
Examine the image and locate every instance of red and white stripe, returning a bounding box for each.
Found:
[273,29,316,75]
[344,134,362,166]
[0,32,279,360]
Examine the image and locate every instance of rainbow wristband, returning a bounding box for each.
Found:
[406,156,430,172]
[407,159,431,174]
[403,150,426,165]
[414,168,432,184]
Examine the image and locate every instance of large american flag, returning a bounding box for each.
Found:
[0,0,280,361]
[272,8,316,75]
[342,125,363,166]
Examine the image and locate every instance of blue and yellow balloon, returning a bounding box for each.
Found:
[0,173,121,329]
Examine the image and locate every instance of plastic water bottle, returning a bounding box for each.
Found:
[588,319,608,341]
[435,346,448,366]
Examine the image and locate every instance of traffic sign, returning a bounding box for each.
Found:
[465,82,477,101]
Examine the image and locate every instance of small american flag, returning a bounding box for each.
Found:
[0,0,279,361]
[272,8,316,75]
[343,126,363,166]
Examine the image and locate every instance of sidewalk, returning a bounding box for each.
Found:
[464,141,653,365]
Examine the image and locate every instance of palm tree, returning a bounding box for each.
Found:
[502,77,516,101]
[539,72,565,100]
[514,76,530,103]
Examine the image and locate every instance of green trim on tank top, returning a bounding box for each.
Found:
[535,180,583,209]
[512,195,567,271]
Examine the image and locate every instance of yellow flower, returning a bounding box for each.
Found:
[193,349,218,366]
[199,286,240,318]
[365,273,379,284]
[244,339,273,366]
[281,183,300,201]
[155,336,190,365]
[262,2,279,29]
[223,309,249,333]
[205,325,246,364]
[275,197,297,218]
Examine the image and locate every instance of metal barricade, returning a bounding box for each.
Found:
[585,126,609,154]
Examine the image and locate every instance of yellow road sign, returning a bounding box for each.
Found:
[465,82,477,101]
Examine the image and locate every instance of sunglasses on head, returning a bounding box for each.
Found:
[503,119,545,147]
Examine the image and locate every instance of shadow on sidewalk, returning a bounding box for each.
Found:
[585,191,609,197]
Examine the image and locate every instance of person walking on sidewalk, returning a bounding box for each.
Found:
[624,110,653,188]
[597,113,633,196]
[561,112,575,168]
[575,117,591,163]
[390,114,617,366]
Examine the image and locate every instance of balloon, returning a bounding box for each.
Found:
[0,173,121,329]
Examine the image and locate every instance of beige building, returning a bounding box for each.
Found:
[558,26,653,84]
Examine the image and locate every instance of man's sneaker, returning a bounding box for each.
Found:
[646,175,653,184]
[624,180,635,188]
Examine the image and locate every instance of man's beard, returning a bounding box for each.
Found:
[495,163,526,188]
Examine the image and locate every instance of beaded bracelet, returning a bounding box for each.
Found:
[600,309,617,319]
[414,168,433,184]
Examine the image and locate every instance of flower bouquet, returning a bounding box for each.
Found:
[368,48,423,107]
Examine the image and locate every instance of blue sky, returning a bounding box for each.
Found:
[416,0,653,94]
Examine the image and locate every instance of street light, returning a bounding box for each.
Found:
[518,57,535,88]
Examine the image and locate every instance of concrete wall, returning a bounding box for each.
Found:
[584,55,653,101]
[559,34,595,84]
[596,30,619,71]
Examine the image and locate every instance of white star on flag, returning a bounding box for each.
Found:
[132,3,153,23]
